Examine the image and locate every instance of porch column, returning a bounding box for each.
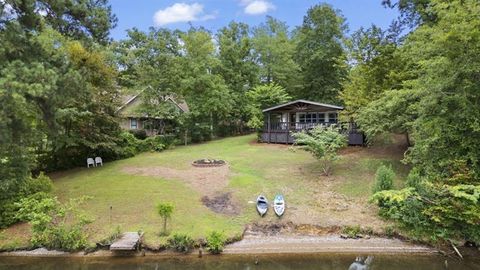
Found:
[267,112,271,143]
[286,112,290,144]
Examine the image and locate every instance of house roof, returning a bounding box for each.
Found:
[116,86,189,117]
[262,99,344,113]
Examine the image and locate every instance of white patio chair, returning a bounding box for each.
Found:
[87,158,95,168]
[95,157,103,167]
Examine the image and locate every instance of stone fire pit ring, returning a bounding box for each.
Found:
[192,158,227,168]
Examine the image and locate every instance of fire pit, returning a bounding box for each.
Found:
[192,158,226,167]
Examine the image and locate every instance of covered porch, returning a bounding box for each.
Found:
[260,100,364,145]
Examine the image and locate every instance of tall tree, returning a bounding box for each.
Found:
[382,0,436,28]
[0,0,118,226]
[252,16,300,96]
[246,83,291,129]
[361,0,480,177]
[216,21,258,133]
[340,25,403,119]
[1,0,117,44]
[295,4,348,103]
[179,28,233,140]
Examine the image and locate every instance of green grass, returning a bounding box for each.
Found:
[1,134,410,248]
[334,157,409,198]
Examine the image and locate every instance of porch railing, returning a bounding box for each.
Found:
[263,121,346,132]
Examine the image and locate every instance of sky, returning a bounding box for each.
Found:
[109,0,399,40]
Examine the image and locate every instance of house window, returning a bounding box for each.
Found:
[130,118,138,129]
[298,113,306,123]
[318,113,325,123]
[328,113,338,123]
[306,113,312,123]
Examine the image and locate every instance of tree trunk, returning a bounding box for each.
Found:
[184,128,188,146]
[210,112,214,140]
[163,217,167,233]
[405,132,411,147]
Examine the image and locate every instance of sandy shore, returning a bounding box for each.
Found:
[223,234,434,255]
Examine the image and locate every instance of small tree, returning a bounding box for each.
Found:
[292,125,347,176]
[206,231,226,254]
[372,165,395,193]
[156,202,174,235]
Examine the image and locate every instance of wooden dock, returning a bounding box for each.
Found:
[110,232,142,251]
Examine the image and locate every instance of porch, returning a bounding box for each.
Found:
[260,100,364,145]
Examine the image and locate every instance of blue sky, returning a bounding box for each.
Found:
[109,1,399,40]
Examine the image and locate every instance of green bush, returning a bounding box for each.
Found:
[143,136,166,152]
[341,225,361,238]
[0,173,54,228]
[372,165,395,194]
[118,132,139,158]
[24,172,53,195]
[167,233,195,253]
[405,168,423,190]
[206,231,226,254]
[292,125,348,176]
[129,129,147,140]
[155,134,178,148]
[16,195,93,251]
[98,226,122,246]
[372,180,480,243]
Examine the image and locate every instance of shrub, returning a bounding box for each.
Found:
[143,136,166,152]
[167,233,195,253]
[24,172,53,195]
[98,226,122,246]
[206,231,226,254]
[292,125,347,176]
[0,173,54,228]
[341,225,362,238]
[371,182,480,243]
[129,129,147,140]
[155,134,178,148]
[405,168,423,190]
[372,165,395,194]
[16,195,93,251]
[118,132,140,158]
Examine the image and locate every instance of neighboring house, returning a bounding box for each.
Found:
[260,99,364,145]
[115,89,189,136]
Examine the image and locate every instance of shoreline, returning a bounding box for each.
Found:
[0,234,437,258]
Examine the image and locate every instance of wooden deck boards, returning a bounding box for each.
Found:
[110,232,141,251]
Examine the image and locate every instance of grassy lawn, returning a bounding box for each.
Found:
[0,134,409,249]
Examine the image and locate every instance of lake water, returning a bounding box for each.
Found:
[0,254,479,270]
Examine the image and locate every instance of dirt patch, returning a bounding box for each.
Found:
[121,165,229,196]
[201,193,240,216]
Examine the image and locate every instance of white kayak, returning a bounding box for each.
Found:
[273,194,285,216]
[256,195,268,216]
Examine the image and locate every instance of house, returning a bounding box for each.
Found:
[116,89,189,136]
[260,99,364,145]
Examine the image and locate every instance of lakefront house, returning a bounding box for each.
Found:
[260,99,364,145]
[115,89,189,136]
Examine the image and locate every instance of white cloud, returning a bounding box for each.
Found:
[1,0,15,16]
[241,0,275,15]
[153,2,215,26]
